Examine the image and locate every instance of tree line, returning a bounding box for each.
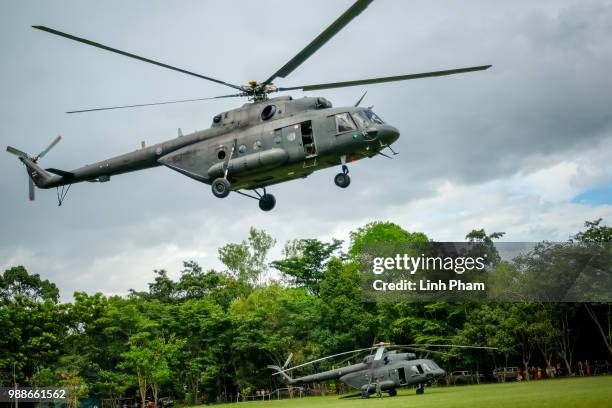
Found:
[1,220,610,406]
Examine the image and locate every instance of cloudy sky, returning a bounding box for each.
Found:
[1,0,611,300]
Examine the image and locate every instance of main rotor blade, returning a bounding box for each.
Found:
[278,65,492,92]
[6,146,29,158]
[37,135,62,159]
[392,344,498,350]
[262,0,373,86]
[66,93,243,114]
[32,25,242,91]
[276,346,376,374]
[403,346,459,358]
[283,353,294,369]
[29,178,35,201]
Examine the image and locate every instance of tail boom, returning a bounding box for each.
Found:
[20,157,63,188]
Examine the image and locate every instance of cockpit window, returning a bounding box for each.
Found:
[335,113,358,133]
[352,110,385,129]
[364,109,384,125]
[351,111,369,129]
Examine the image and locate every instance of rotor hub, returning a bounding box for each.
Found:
[240,82,278,101]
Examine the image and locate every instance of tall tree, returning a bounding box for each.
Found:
[0,266,59,303]
[271,238,342,296]
[219,228,276,285]
[574,219,612,356]
[349,221,428,257]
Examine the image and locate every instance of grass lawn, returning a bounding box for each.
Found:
[199,376,612,408]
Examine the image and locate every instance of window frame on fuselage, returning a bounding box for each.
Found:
[334,112,358,133]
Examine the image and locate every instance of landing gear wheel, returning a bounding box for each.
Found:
[258,193,276,211]
[361,391,370,399]
[334,173,351,188]
[416,385,424,395]
[212,178,231,198]
[388,389,397,397]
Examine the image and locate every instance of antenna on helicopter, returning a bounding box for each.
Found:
[354,90,368,107]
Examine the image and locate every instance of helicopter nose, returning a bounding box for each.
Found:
[377,125,400,144]
[435,368,446,378]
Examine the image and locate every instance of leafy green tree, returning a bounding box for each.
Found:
[229,285,319,393]
[0,266,59,303]
[272,238,342,296]
[454,304,516,378]
[349,222,428,257]
[176,261,250,306]
[574,219,612,356]
[171,298,227,404]
[465,229,505,265]
[318,259,376,352]
[148,269,178,301]
[0,279,66,386]
[91,370,131,408]
[573,218,612,243]
[59,369,89,408]
[219,228,276,285]
[120,331,184,407]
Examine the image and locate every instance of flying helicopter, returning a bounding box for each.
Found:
[6,0,491,211]
[268,342,496,398]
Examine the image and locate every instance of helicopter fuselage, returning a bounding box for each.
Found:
[12,0,489,209]
[23,96,399,196]
[274,351,445,397]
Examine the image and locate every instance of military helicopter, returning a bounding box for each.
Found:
[268,342,496,398]
[6,0,491,210]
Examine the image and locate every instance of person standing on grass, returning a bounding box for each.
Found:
[375,378,382,399]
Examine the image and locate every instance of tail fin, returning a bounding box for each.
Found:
[267,365,296,384]
[20,157,59,188]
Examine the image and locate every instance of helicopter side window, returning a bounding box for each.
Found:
[335,113,357,133]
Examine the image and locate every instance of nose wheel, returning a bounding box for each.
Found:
[334,164,351,188]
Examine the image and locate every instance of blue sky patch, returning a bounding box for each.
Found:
[572,184,612,205]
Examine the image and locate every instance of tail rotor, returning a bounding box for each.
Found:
[35,135,62,161]
[6,135,62,201]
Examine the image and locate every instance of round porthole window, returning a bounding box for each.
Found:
[217,150,226,160]
[213,114,222,123]
[261,104,277,121]
[273,135,281,144]
[238,144,247,154]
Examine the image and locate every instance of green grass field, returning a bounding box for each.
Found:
[202,376,612,408]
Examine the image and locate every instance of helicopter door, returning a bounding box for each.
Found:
[398,367,407,385]
[299,120,317,168]
[279,125,303,162]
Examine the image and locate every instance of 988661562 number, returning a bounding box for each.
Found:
[0,388,67,402]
